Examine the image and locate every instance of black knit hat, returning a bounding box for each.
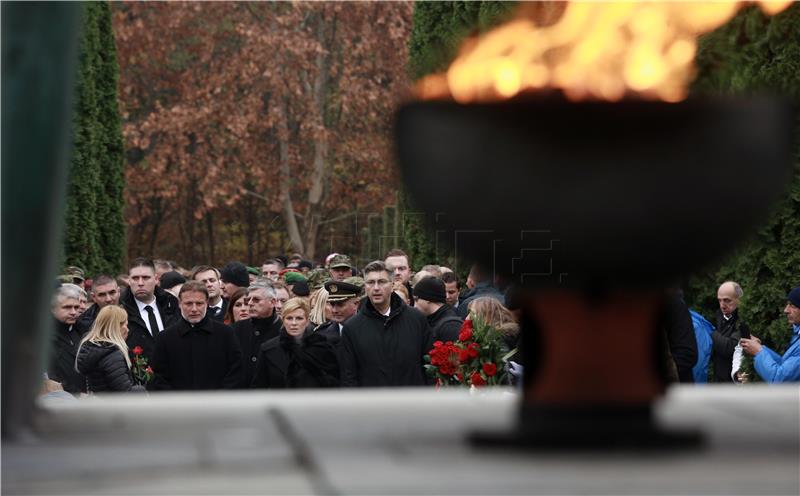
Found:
[788,286,800,308]
[220,261,249,288]
[290,280,310,297]
[159,271,186,290]
[413,276,446,304]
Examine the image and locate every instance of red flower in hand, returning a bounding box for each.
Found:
[482,362,497,377]
[458,320,473,342]
[470,372,486,387]
[132,346,144,356]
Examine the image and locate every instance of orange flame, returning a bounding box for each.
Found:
[416,2,792,103]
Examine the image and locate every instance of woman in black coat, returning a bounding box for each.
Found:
[75,305,142,393]
[252,298,339,389]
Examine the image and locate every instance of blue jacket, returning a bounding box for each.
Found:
[754,325,800,383]
[690,310,714,383]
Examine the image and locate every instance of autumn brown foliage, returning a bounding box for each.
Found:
[114,2,412,264]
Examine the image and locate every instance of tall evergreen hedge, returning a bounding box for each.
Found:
[63,1,125,277]
[685,5,800,363]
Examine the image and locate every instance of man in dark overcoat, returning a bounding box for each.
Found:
[151,281,242,390]
[340,261,433,387]
[232,282,283,387]
[121,258,180,364]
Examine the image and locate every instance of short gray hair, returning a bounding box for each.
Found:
[248,281,276,299]
[52,284,83,308]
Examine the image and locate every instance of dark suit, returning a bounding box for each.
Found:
[711,308,749,383]
[151,315,242,390]
[233,313,282,387]
[314,320,343,346]
[207,299,228,322]
[121,287,180,363]
[48,319,87,394]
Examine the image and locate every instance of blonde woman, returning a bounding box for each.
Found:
[309,287,329,326]
[75,306,141,392]
[252,298,339,389]
[468,296,520,348]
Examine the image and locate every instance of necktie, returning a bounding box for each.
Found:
[145,305,160,337]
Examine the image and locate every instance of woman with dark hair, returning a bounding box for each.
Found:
[75,306,143,393]
[223,287,250,325]
[252,298,339,389]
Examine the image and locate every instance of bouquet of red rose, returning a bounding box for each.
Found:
[130,346,154,386]
[424,316,515,387]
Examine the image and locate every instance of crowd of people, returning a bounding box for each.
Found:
[44,248,800,397]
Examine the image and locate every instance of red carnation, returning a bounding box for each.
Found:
[470,372,486,387]
[132,346,144,356]
[458,328,473,342]
[482,362,497,377]
[468,343,480,359]
[458,348,470,363]
[433,340,443,348]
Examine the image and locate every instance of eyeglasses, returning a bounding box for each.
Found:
[364,279,391,287]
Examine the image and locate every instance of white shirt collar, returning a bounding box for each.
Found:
[135,295,156,312]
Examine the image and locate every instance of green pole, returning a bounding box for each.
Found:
[1,1,82,439]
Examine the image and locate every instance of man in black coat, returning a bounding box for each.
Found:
[151,281,242,390]
[49,284,88,394]
[457,265,504,318]
[314,279,362,346]
[192,265,227,321]
[340,261,434,387]
[413,276,463,342]
[660,289,698,383]
[711,281,750,383]
[232,281,282,387]
[121,258,181,364]
[77,274,120,329]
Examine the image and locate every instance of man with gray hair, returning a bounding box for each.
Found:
[233,281,283,387]
[78,274,120,329]
[49,284,87,394]
[712,281,750,383]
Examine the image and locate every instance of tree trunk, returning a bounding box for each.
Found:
[147,197,164,257]
[244,193,256,264]
[302,10,334,260]
[206,211,215,263]
[277,96,304,254]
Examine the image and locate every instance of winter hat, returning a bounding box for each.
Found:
[413,276,446,304]
[328,254,353,269]
[284,271,307,284]
[160,271,186,290]
[290,280,310,297]
[220,262,249,288]
[788,286,800,308]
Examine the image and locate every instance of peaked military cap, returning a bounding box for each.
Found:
[324,280,361,302]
